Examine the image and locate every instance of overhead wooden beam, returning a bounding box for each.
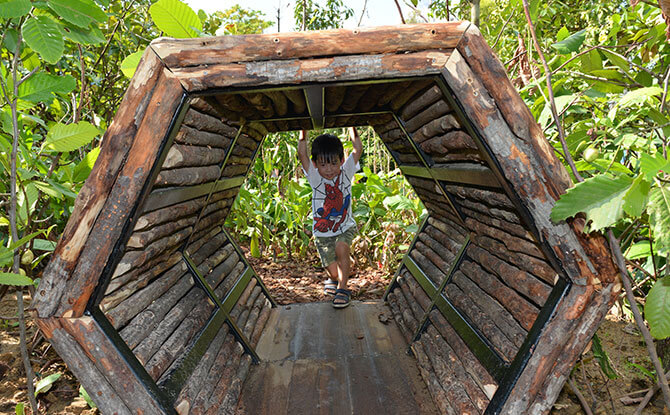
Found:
[151,22,469,68]
[304,86,324,130]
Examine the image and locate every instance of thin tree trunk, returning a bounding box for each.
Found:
[470,0,480,27]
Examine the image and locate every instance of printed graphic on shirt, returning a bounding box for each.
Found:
[314,173,351,233]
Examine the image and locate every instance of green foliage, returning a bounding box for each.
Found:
[34,373,61,396]
[293,0,353,30]
[201,5,272,36]
[22,16,65,64]
[591,333,618,379]
[43,121,99,152]
[645,276,670,339]
[551,29,586,54]
[79,385,97,408]
[0,272,33,286]
[149,0,202,38]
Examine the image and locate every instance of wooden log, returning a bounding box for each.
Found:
[174,125,233,149]
[189,97,219,116]
[241,92,275,118]
[163,144,227,169]
[466,244,551,307]
[36,319,134,414]
[458,204,534,242]
[409,248,448,286]
[107,247,181,293]
[424,324,490,412]
[401,270,432,311]
[216,354,252,414]
[155,165,221,187]
[134,194,207,231]
[400,84,443,120]
[112,227,191,278]
[450,270,527,349]
[411,339,456,415]
[250,299,272,347]
[378,127,405,142]
[227,155,252,165]
[264,91,288,116]
[444,280,516,361]
[443,184,516,211]
[414,241,453,281]
[202,344,245,414]
[127,216,197,249]
[376,81,410,108]
[404,100,451,133]
[341,85,370,112]
[172,325,231,410]
[183,108,236,137]
[246,121,268,138]
[357,82,388,112]
[420,130,477,155]
[453,196,521,225]
[394,152,422,164]
[325,86,346,112]
[412,114,461,144]
[193,208,229,235]
[242,288,265,338]
[429,309,498,395]
[419,325,481,414]
[473,235,557,285]
[423,225,463,257]
[464,215,544,259]
[428,215,468,239]
[460,259,538,331]
[33,48,170,318]
[185,227,228,258]
[390,79,433,111]
[284,88,307,114]
[430,153,485,164]
[423,201,461,226]
[398,276,426,321]
[222,164,248,177]
[59,316,168,413]
[386,291,412,342]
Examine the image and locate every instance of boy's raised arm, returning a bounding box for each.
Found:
[349,127,363,164]
[297,130,311,172]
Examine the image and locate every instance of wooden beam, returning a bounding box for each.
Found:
[304,86,324,130]
[151,22,469,68]
[145,176,244,212]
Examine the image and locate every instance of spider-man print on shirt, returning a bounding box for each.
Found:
[314,173,351,233]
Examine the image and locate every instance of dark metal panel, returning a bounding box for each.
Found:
[304,86,324,129]
[144,176,245,211]
[400,164,501,189]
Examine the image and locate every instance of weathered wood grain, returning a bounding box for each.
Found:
[412,113,462,144]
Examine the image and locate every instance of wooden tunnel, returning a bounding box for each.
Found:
[32,22,621,414]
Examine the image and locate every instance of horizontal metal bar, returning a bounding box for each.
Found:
[402,255,507,381]
[144,176,245,211]
[400,164,501,188]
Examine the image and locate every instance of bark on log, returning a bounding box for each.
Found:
[155,165,221,187]
[450,270,526,349]
[357,83,388,112]
[376,81,410,108]
[106,248,182,296]
[414,241,454,281]
[400,85,443,120]
[183,108,237,137]
[112,227,191,278]
[459,259,538,331]
[133,194,207,231]
[398,276,426,322]
[443,184,516,211]
[411,339,456,415]
[423,225,463,257]
[401,270,432,311]
[412,114,462,144]
[215,354,252,414]
[390,79,433,111]
[264,91,288,116]
[341,85,370,112]
[430,152,485,164]
[444,281,517,361]
[404,100,451,133]
[222,164,248,177]
[420,130,477,155]
[458,204,534,242]
[325,86,346,112]
[174,125,233,150]
[428,215,468,239]
[127,216,197,249]
[453,196,521,225]
[409,248,448,286]
[466,244,551,306]
[386,291,412,342]
[203,345,247,414]
[163,144,227,169]
[33,49,171,318]
[189,97,219,116]
[284,89,307,114]
[465,216,544,259]
[241,93,275,118]
[250,299,272,347]
[429,309,498,393]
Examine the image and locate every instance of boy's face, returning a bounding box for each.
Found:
[313,155,343,180]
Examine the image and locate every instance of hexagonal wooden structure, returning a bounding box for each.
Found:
[32,22,620,414]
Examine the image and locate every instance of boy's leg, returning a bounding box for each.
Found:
[334,241,350,289]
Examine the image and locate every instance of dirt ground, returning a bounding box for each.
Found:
[0,253,667,414]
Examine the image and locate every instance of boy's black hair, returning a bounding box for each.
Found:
[310,133,344,164]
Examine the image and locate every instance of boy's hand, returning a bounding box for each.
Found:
[299,130,308,141]
[349,127,363,164]
[297,130,310,172]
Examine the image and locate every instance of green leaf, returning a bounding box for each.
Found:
[73,146,100,182]
[556,26,570,42]
[33,238,56,251]
[580,49,602,73]
[79,385,97,409]
[648,184,670,256]
[62,24,105,45]
[623,175,651,217]
[645,276,670,339]
[149,0,201,38]
[591,333,618,379]
[22,16,64,64]
[550,174,633,230]
[120,50,144,78]
[625,241,651,260]
[640,153,670,182]
[0,246,12,267]
[34,180,63,200]
[619,87,663,108]
[0,0,31,18]
[47,0,106,27]
[18,73,76,103]
[34,373,61,396]
[17,182,39,225]
[15,402,25,415]
[601,49,631,76]
[551,29,586,54]
[0,272,34,286]
[43,121,99,152]
[538,94,574,128]
[250,232,260,258]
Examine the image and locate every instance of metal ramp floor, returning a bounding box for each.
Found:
[237,300,438,414]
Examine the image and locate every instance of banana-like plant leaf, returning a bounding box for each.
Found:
[43,121,99,152]
[645,276,670,339]
[550,174,633,230]
[0,0,31,18]
[18,73,76,103]
[648,184,670,255]
[22,16,64,64]
[47,0,106,27]
[149,0,201,38]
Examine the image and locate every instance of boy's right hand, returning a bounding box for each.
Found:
[299,130,308,141]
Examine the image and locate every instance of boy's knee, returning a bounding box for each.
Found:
[335,242,350,257]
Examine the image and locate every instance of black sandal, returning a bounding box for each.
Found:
[332,288,351,308]
[324,279,337,296]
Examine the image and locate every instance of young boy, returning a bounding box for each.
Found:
[298,128,362,308]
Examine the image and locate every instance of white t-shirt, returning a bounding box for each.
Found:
[304,154,359,237]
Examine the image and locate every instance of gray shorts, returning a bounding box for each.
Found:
[314,226,356,267]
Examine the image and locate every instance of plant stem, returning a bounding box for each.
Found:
[607,230,670,408]
[17,287,38,412]
[567,377,595,415]
[521,0,583,183]
[634,369,670,414]
[393,0,406,24]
